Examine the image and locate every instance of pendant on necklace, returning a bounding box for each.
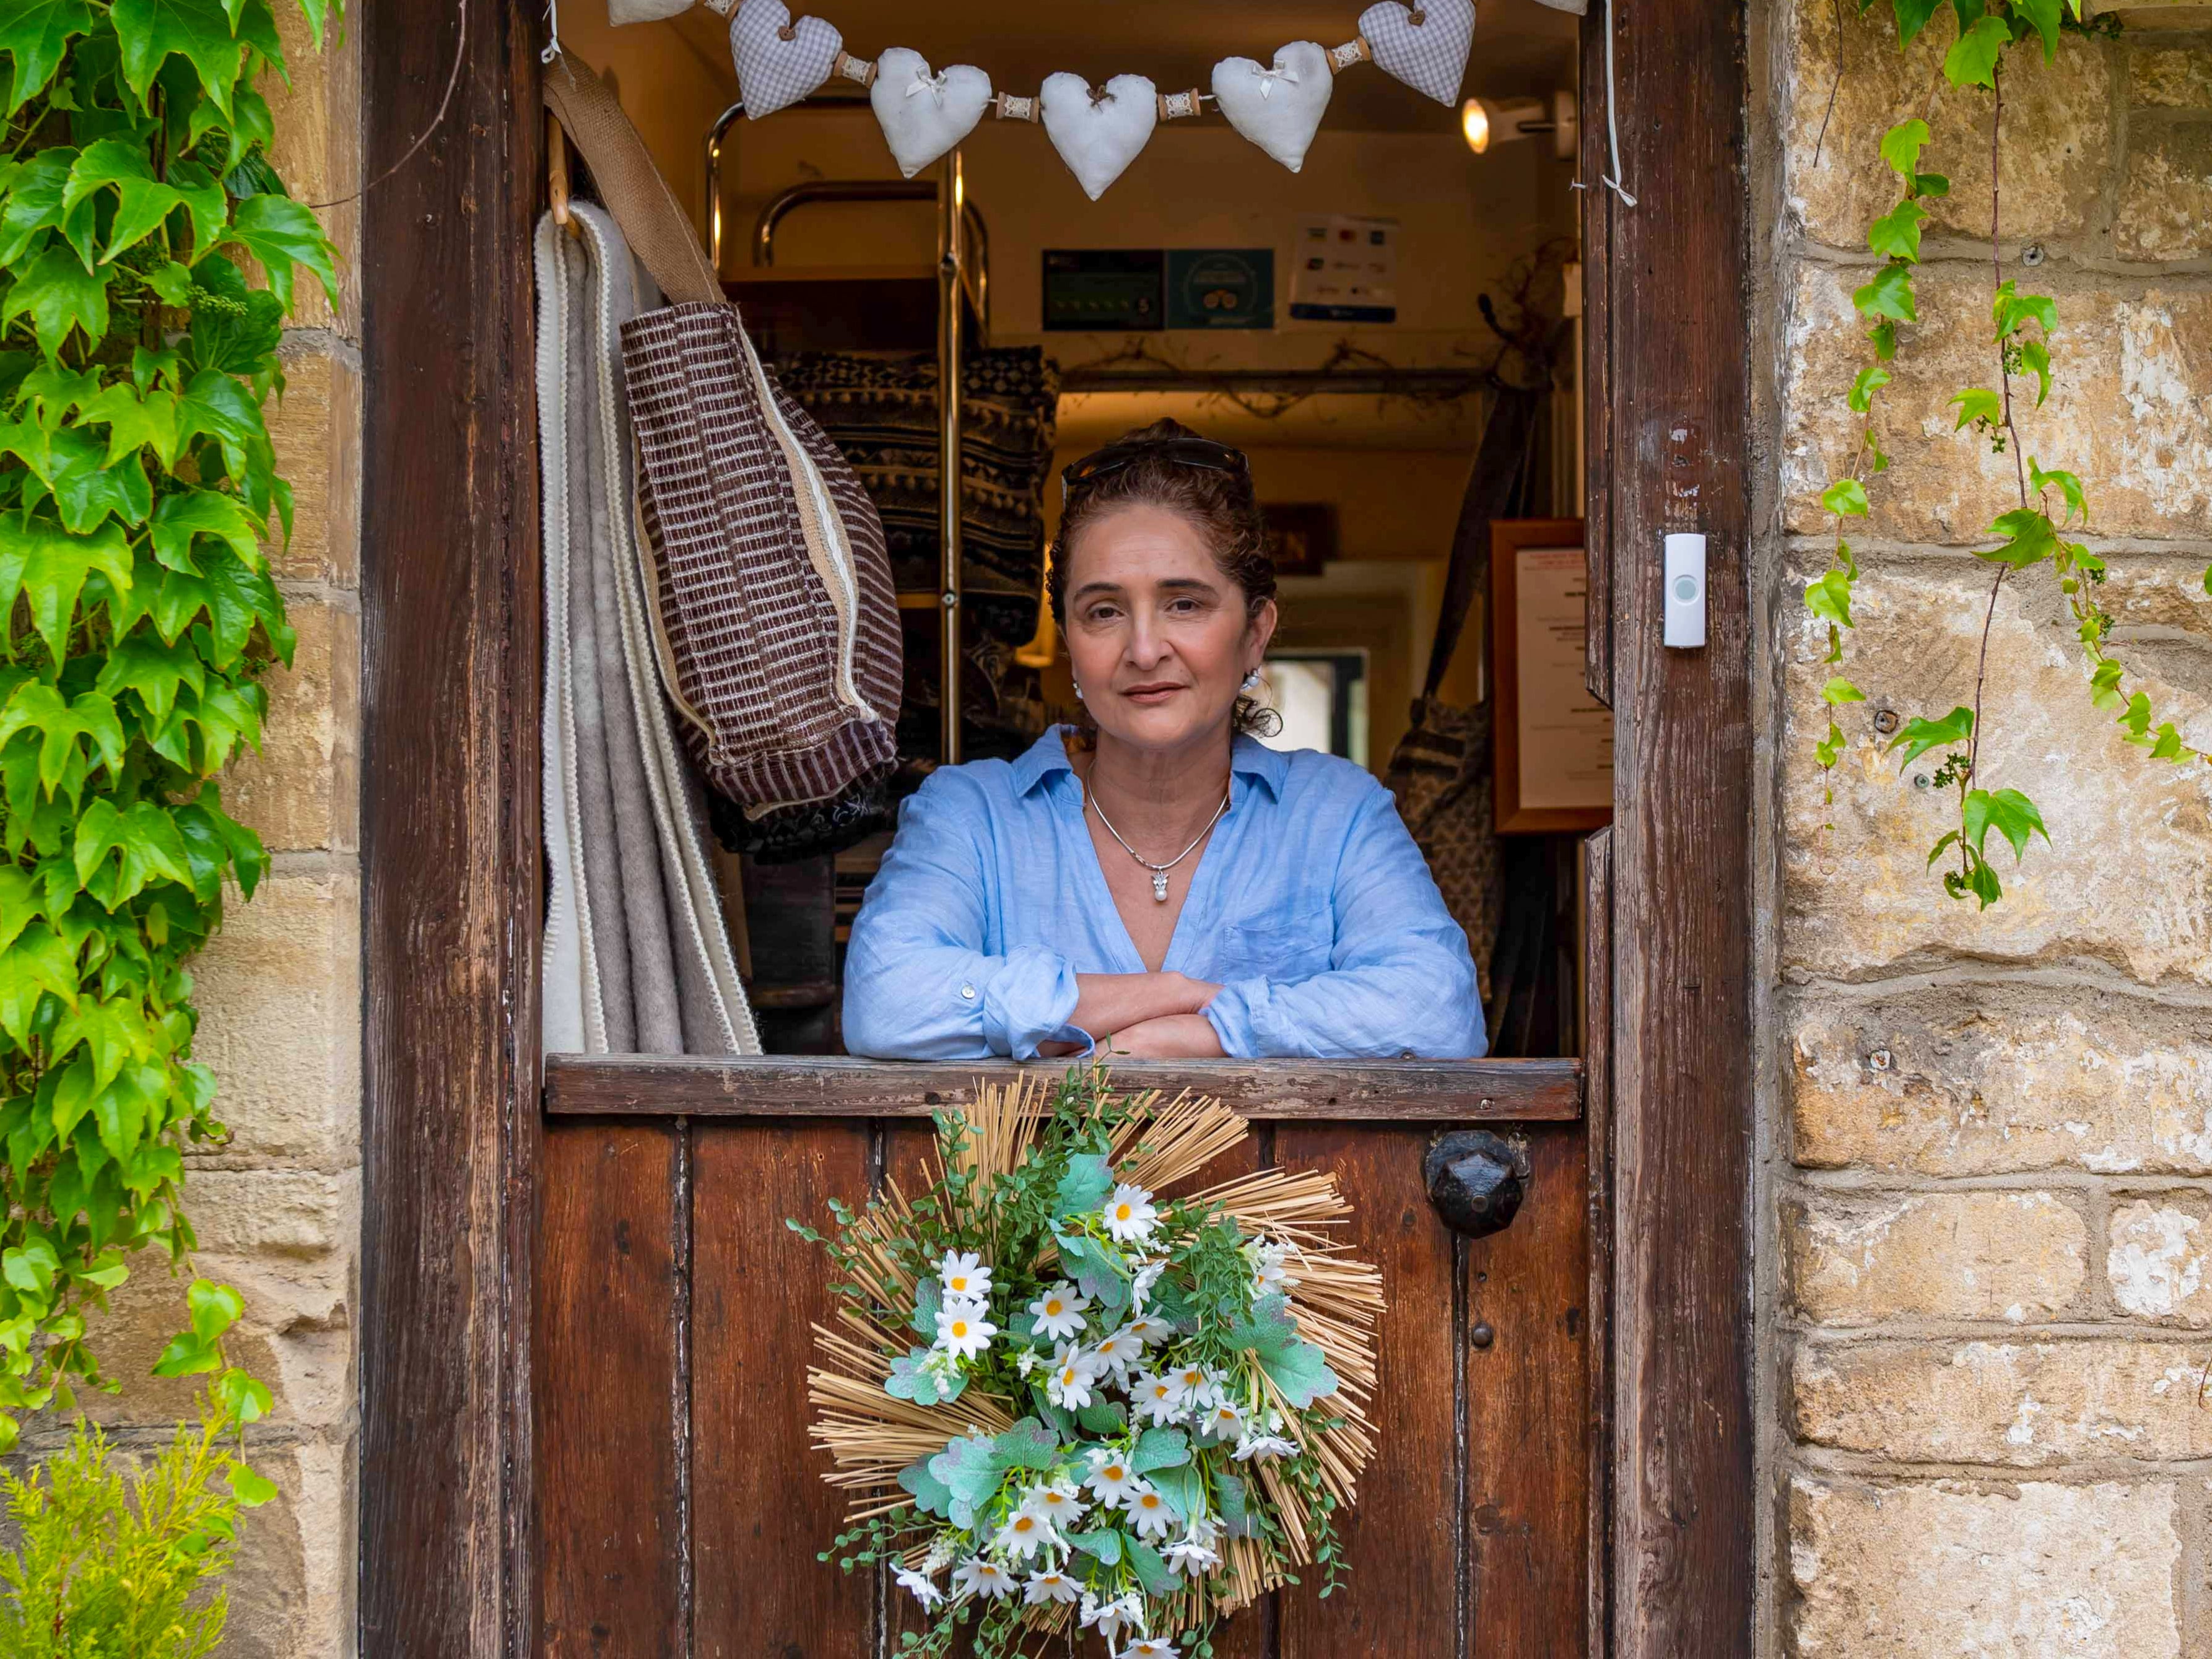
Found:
[1151,872,1170,904]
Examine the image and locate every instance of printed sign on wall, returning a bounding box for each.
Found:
[1166,248,1274,329]
[1042,250,1164,331]
[1288,214,1399,324]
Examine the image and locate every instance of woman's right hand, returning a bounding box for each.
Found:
[1069,971,1220,1045]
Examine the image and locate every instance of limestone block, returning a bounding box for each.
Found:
[190,871,361,1166]
[1786,1475,2181,1657]
[2116,118,2212,261]
[1790,1337,2212,1465]
[1781,1190,2090,1326]
[1780,559,2212,988]
[2107,1194,2212,1324]
[259,6,359,337]
[1783,263,2212,542]
[1783,0,2115,250]
[1787,986,2212,1176]
[223,599,359,856]
[2092,1,2212,25]
[2131,45,2212,109]
[265,341,361,586]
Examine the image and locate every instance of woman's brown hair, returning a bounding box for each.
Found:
[1047,418,1279,738]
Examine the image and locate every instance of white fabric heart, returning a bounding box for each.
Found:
[1211,42,1333,174]
[870,48,993,178]
[730,0,843,120]
[1359,0,1477,108]
[1040,73,1158,201]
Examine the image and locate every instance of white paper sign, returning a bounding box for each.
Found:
[1514,547,1613,810]
[1288,214,1398,324]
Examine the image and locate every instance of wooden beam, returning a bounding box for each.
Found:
[360,3,542,1655]
[544,1055,1582,1121]
[1588,2,1756,1655]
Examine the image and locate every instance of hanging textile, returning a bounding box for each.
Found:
[776,347,1061,762]
[535,201,760,1057]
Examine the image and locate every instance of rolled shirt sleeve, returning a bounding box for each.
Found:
[1202,784,1487,1061]
[842,772,1093,1060]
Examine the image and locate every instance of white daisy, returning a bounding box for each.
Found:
[1166,1362,1214,1409]
[1126,1481,1175,1538]
[1080,1590,1144,1644]
[1091,1325,1146,1378]
[1129,1259,1167,1312]
[1047,1343,1099,1410]
[938,1251,993,1303]
[1021,1479,1087,1529]
[894,1564,943,1609]
[1103,1183,1160,1246]
[1084,1448,1139,1507]
[1023,1566,1081,1606]
[1250,1239,1291,1295]
[1133,1371,1183,1427]
[1199,1400,1245,1441]
[1016,1347,1040,1377]
[952,1556,1017,1599]
[1123,1312,1173,1346]
[1027,1281,1090,1342]
[994,1507,1056,1559]
[1124,1639,1180,1658]
[1233,1429,1299,1463]
[935,1299,996,1361]
[1165,1533,1221,1578]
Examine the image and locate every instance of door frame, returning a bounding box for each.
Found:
[355,2,1755,1653]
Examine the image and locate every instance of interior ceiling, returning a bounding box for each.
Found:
[670,0,1578,134]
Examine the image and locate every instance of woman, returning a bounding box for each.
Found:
[842,419,1486,1061]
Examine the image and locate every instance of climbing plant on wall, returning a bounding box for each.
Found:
[0,0,339,1470]
[1811,0,2208,907]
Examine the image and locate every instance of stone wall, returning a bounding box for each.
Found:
[1763,1,2212,1653]
[3,14,363,1657]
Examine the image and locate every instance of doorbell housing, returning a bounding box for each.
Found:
[1663,533,1707,649]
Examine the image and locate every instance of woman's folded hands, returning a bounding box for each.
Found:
[1033,971,1226,1059]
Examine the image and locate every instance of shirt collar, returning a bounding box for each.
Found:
[1009,726,1288,801]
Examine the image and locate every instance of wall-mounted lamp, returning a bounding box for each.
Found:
[1461,90,1578,160]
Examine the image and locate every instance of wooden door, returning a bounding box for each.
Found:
[533,1058,1588,1657]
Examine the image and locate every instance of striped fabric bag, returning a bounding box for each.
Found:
[544,56,900,858]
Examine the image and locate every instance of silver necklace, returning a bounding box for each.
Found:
[1086,784,1230,903]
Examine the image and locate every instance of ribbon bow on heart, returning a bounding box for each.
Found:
[907,67,952,102]
[1253,65,1301,101]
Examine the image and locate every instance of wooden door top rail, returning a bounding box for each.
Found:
[543,1055,1582,1121]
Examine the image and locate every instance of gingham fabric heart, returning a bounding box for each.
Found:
[1040,73,1157,201]
[731,0,843,120]
[1359,0,1476,108]
[871,49,993,178]
[1211,42,1333,173]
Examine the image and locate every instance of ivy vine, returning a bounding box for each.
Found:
[1811,0,2210,907]
[0,0,340,1479]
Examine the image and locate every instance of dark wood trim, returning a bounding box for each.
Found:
[544,1055,1583,1121]
[1581,827,1616,1659]
[1490,516,1609,835]
[1580,11,1614,717]
[360,3,544,1655]
[1585,2,1756,1655]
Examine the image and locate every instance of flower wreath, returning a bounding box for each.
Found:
[796,1070,1383,1657]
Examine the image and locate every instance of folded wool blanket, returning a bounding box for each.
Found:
[535,202,760,1056]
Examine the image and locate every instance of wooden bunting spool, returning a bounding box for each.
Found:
[832,49,876,87]
[1157,87,1203,120]
[1328,36,1373,72]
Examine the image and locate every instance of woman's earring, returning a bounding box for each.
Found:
[1240,669,1261,693]
[1073,684,1085,702]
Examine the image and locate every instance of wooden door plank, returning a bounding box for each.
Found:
[544,1056,1582,1121]
[1465,1128,1590,1659]
[692,1121,879,1657]
[535,1123,684,1657]
[1273,1125,1460,1657]
[1582,829,1615,1659]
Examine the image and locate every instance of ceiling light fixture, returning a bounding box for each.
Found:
[1461,90,1578,160]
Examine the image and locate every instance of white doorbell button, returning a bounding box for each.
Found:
[1663,532,1707,649]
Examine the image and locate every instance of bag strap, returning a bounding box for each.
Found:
[1419,383,1545,702]
[543,54,724,307]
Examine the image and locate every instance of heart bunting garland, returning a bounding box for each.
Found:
[1039,74,1159,201]
[1211,41,1333,174]
[1357,0,1476,108]
[730,0,843,120]
[871,48,993,178]
[713,0,1497,197]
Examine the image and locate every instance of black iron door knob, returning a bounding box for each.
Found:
[1423,1131,1526,1239]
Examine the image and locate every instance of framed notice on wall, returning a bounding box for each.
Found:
[1491,519,1613,833]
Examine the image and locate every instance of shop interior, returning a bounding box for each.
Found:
[554,0,1608,1061]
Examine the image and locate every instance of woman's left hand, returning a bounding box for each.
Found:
[1102,1014,1226,1059]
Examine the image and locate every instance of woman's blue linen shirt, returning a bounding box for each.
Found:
[842,728,1487,1061]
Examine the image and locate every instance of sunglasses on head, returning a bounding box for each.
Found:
[1060,435,1251,506]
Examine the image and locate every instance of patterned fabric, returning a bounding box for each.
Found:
[1384,697,1499,1006]
[1357,0,1477,107]
[777,347,1060,762]
[729,0,843,119]
[620,299,900,821]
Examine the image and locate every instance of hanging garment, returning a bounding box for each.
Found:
[544,56,904,859]
[775,349,1058,764]
[536,200,760,1057]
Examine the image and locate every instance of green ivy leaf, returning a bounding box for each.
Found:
[71,796,196,909]
[0,918,77,1040]
[2027,459,2086,525]
[0,0,95,115]
[1993,280,2057,339]
[43,426,152,533]
[1820,477,1868,518]
[1866,198,1928,262]
[186,1276,242,1341]
[0,243,111,361]
[1888,0,1944,46]
[218,1364,271,1424]
[1948,388,2001,432]
[150,486,264,572]
[1890,705,1974,769]
[111,0,251,118]
[1847,365,1890,415]
[96,632,207,725]
[76,382,183,469]
[0,681,124,798]
[1980,508,2058,570]
[223,193,339,313]
[1852,262,1916,325]
[1821,677,1865,706]
[1878,118,1931,179]
[2088,657,2124,711]
[227,1462,278,1507]
[61,139,229,263]
[1964,786,2050,862]
[1804,568,1854,630]
[0,514,134,664]
[1942,15,2010,89]
[50,995,151,1091]
[2017,338,2052,407]
[2014,0,2065,61]
[0,147,96,268]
